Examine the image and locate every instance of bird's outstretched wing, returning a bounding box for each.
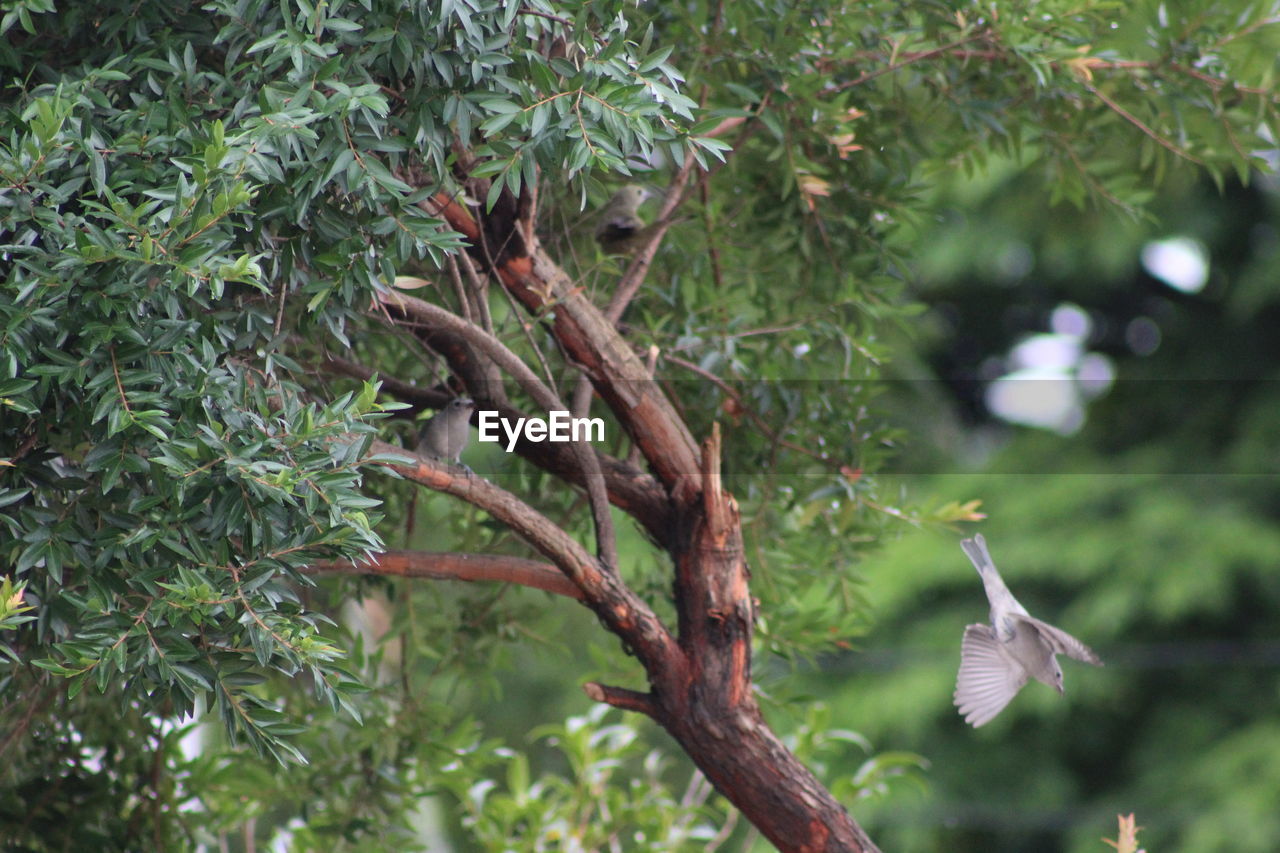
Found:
[954,623,1029,727]
[1015,614,1104,666]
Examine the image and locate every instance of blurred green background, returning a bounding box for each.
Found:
[471,164,1280,852]
[823,163,1280,852]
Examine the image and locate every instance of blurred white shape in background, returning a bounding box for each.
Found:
[1141,236,1209,293]
[987,302,1114,434]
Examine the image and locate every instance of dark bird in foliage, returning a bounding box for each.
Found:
[594,185,652,254]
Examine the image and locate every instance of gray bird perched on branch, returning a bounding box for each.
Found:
[415,398,475,464]
[954,534,1103,727]
[594,185,652,254]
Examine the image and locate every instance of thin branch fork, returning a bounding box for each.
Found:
[376,289,620,571]
[367,439,680,671]
[421,190,704,504]
[605,114,749,326]
[664,352,850,472]
[320,351,675,545]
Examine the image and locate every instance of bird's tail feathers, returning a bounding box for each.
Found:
[960,533,996,576]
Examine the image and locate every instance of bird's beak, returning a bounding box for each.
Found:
[1055,683,1064,695]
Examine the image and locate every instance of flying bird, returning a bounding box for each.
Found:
[954,534,1102,727]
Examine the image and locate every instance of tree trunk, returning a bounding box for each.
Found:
[381,174,882,852]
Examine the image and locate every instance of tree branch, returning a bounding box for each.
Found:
[1083,81,1205,165]
[604,115,748,326]
[583,681,657,716]
[377,290,620,571]
[663,353,853,472]
[829,30,993,92]
[302,550,583,599]
[319,353,677,546]
[418,186,704,505]
[368,439,680,672]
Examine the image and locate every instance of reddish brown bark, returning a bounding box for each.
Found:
[319,353,676,545]
[303,549,583,600]
[640,428,878,852]
[353,160,880,851]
